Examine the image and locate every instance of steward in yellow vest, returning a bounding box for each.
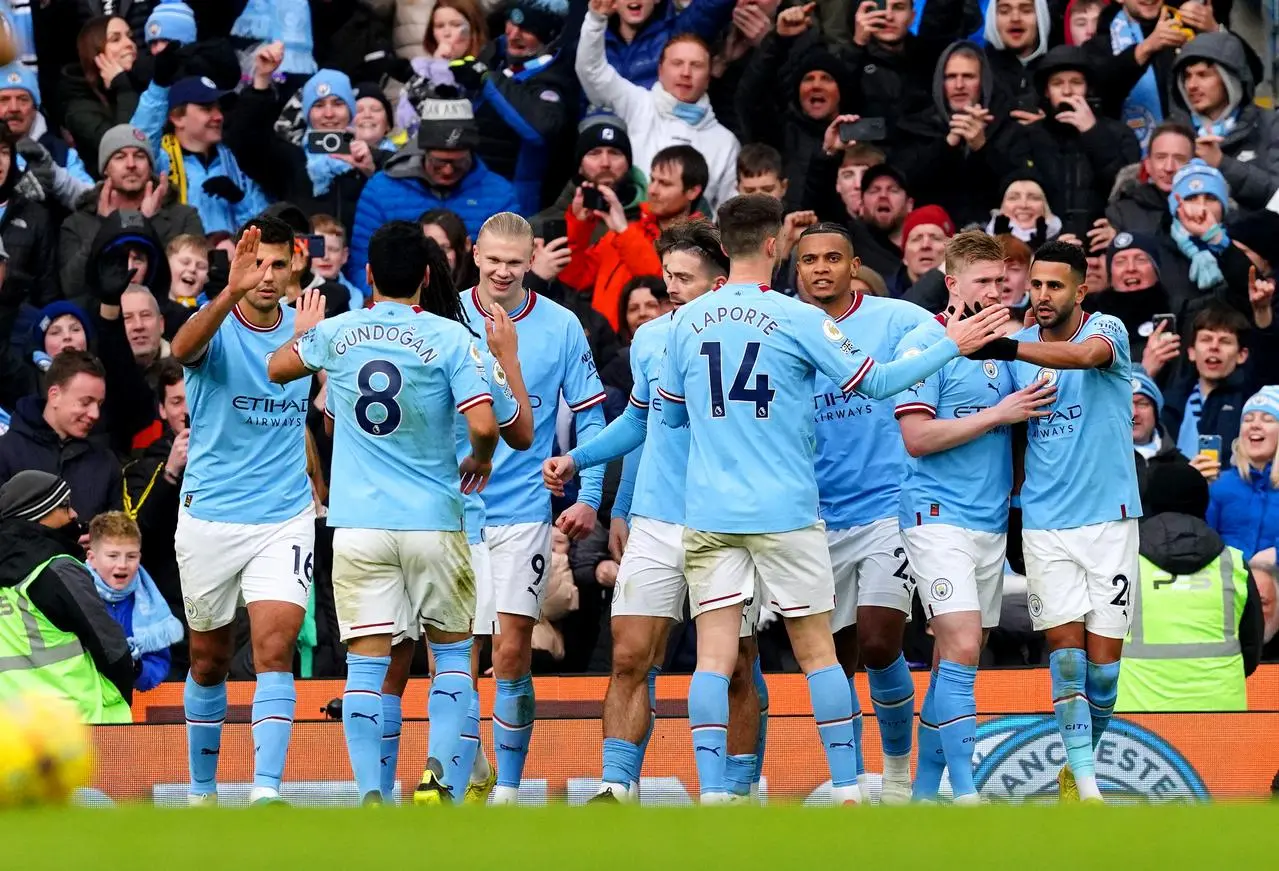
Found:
[1118,463,1264,712]
[0,471,134,722]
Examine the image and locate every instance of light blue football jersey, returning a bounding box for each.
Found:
[296,302,492,531]
[182,304,311,524]
[456,350,522,544]
[894,316,1015,534]
[627,313,687,525]
[1010,312,1142,530]
[813,294,932,530]
[460,289,606,526]
[658,283,961,534]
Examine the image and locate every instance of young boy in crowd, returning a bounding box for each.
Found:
[87,512,185,692]
[309,214,364,312]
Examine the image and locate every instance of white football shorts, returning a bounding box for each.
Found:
[902,524,1006,628]
[1023,519,1139,639]
[828,518,915,632]
[475,521,553,634]
[684,523,834,621]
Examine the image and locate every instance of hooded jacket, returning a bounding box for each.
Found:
[890,41,1032,227]
[1137,511,1263,675]
[736,30,853,213]
[1169,31,1279,213]
[0,517,134,705]
[0,396,123,521]
[346,144,520,296]
[59,182,203,309]
[575,9,739,210]
[1024,46,1142,231]
[981,0,1051,109]
[0,161,59,307]
[1105,162,1169,237]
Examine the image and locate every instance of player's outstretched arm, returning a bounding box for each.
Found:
[1008,335,1114,370]
[486,305,534,449]
[171,227,271,364]
[268,290,327,384]
[459,404,500,494]
[897,377,1056,457]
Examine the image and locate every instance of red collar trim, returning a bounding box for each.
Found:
[232,303,282,332]
[836,293,863,322]
[1040,311,1090,342]
[471,287,536,322]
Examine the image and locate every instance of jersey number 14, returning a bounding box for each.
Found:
[699,341,776,419]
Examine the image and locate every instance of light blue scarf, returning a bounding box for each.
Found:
[671,102,708,126]
[1170,218,1230,291]
[1191,109,1239,140]
[1111,10,1162,154]
[304,127,357,197]
[233,0,316,75]
[91,565,184,659]
[1177,383,1204,458]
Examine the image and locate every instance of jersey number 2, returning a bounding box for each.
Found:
[699,341,776,419]
[355,359,403,436]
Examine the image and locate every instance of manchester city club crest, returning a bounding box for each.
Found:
[1036,368,1058,388]
[317,82,331,97]
[983,360,999,379]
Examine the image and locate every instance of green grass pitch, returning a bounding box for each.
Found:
[2,803,1274,869]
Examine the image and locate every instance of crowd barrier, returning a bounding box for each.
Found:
[92,668,1279,805]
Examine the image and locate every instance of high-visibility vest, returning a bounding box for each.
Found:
[0,556,132,723]
[1116,546,1249,712]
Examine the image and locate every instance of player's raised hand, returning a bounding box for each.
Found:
[459,454,493,494]
[542,455,576,496]
[556,502,597,541]
[294,288,325,336]
[945,304,1010,355]
[995,377,1056,425]
[485,301,519,361]
[227,226,269,298]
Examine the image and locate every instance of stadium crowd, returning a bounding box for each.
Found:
[0,0,1277,708]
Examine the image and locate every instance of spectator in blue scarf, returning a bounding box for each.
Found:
[87,511,183,692]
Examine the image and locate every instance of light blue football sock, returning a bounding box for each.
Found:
[427,639,473,798]
[725,754,757,797]
[808,664,859,789]
[1049,648,1094,779]
[912,669,944,802]
[867,654,915,758]
[184,673,225,796]
[1086,660,1120,750]
[846,675,865,778]
[635,666,660,777]
[379,694,402,801]
[445,688,482,795]
[251,671,296,793]
[342,654,389,800]
[934,660,978,799]
[752,657,769,785]
[602,737,641,788]
[493,674,535,789]
[688,670,730,797]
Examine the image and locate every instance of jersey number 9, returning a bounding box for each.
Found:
[355,359,404,436]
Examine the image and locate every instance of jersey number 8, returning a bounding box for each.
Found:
[355,359,403,436]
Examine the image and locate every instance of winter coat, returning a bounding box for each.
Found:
[470,38,577,216]
[559,202,669,331]
[599,0,735,91]
[392,0,432,59]
[736,30,853,213]
[1105,165,1167,237]
[222,86,385,235]
[889,41,1032,228]
[59,183,203,309]
[129,82,271,234]
[831,0,969,140]
[980,0,1051,110]
[346,144,519,295]
[1169,31,1279,214]
[59,63,143,174]
[0,518,134,706]
[576,10,739,210]
[0,169,59,307]
[1024,115,1142,233]
[1209,463,1279,561]
[102,593,170,692]
[0,396,123,521]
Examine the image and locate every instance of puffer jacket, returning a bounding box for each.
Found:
[392,0,432,59]
[1208,463,1279,561]
[0,168,59,308]
[1169,31,1279,213]
[600,0,735,91]
[346,144,519,295]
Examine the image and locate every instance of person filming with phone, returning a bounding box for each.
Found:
[223,45,387,235]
